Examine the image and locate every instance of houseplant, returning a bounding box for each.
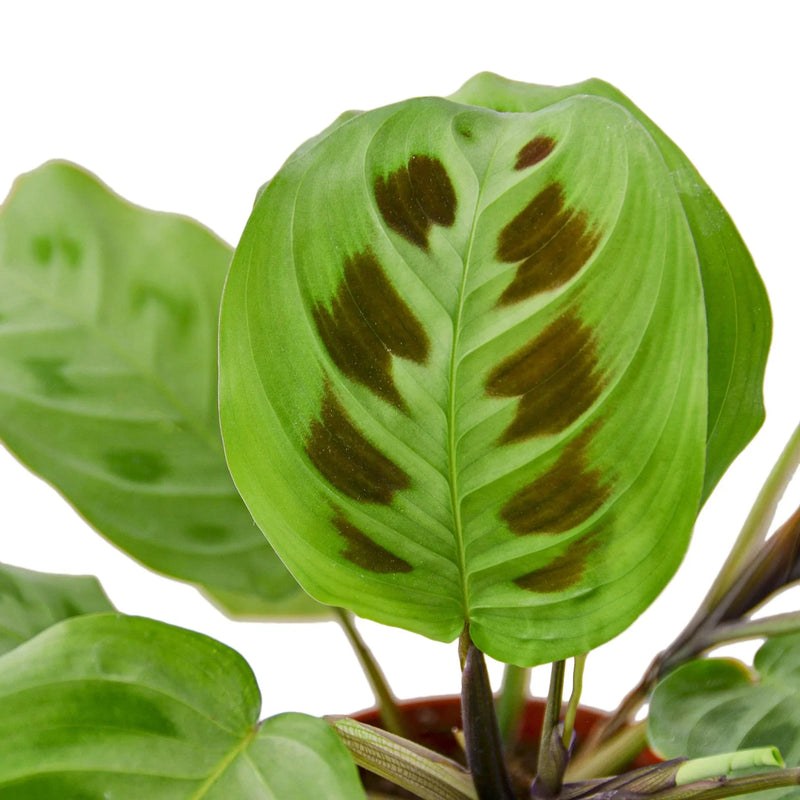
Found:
[0,72,798,799]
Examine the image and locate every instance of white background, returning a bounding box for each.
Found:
[1,1,798,720]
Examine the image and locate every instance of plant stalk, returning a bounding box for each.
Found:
[565,720,648,781]
[533,660,568,798]
[699,611,800,648]
[496,663,530,749]
[684,419,800,639]
[461,638,515,800]
[649,767,800,800]
[563,654,587,749]
[334,608,408,738]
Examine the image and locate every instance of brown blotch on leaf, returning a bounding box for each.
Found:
[496,183,600,305]
[374,154,457,250]
[501,425,609,535]
[514,534,600,593]
[306,384,410,504]
[515,136,556,170]
[486,313,605,443]
[313,249,429,410]
[332,509,413,574]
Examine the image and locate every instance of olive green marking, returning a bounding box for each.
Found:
[374,154,457,250]
[515,136,556,170]
[486,312,604,443]
[31,235,53,265]
[332,508,413,574]
[514,534,600,593]
[496,183,600,305]
[132,283,195,330]
[185,524,232,544]
[306,383,410,504]
[30,235,82,268]
[501,425,609,535]
[24,357,77,397]
[104,449,169,484]
[314,249,429,410]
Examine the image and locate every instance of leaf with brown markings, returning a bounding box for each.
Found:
[220,79,768,664]
[0,162,323,620]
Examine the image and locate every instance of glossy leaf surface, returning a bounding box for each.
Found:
[649,635,800,800]
[0,614,365,798]
[450,73,771,502]
[0,562,113,656]
[219,79,764,664]
[0,162,320,617]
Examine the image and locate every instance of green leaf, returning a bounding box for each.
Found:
[649,635,800,800]
[450,73,771,502]
[0,614,366,799]
[0,161,322,618]
[0,562,113,656]
[219,78,764,665]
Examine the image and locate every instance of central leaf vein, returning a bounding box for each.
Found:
[448,132,509,621]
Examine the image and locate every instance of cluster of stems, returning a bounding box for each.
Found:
[334,421,800,799]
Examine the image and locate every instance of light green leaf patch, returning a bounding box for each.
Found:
[0,562,113,656]
[0,614,366,799]
[0,162,322,618]
[450,73,771,502]
[218,78,750,665]
[649,634,800,800]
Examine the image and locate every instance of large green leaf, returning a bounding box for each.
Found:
[0,562,113,656]
[0,162,321,617]
[648,635,800,800]
[450,73,771,502]
[219,79,762,665]
[0,614,366,798]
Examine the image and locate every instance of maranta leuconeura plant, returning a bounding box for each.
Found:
[218,73,770,665]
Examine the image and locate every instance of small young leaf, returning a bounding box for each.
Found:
[0,562,113,655]
[0,614,366,798]
[649,634,800,800]
[0,162,322,618]
[220,77,760,665]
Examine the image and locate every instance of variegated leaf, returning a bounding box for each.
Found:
[219,80,766,664]
[450,73,771,502]
[0,162,322,618]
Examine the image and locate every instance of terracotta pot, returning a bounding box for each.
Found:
[352,695,658,798]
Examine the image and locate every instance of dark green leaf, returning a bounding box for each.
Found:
[0,614,365,798]
[0,162,322,618]
[0,562,113,655]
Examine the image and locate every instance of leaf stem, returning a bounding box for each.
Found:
[333,608,408,738]
[540,660,565,761]
[692,419,800,627]
[563,654,587,749]
[534,660,568,797]
[565,720,648,781]
[495,663,530,749]
[461,639,515,800]
[695,611,800,649]
[649,767,800,800]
